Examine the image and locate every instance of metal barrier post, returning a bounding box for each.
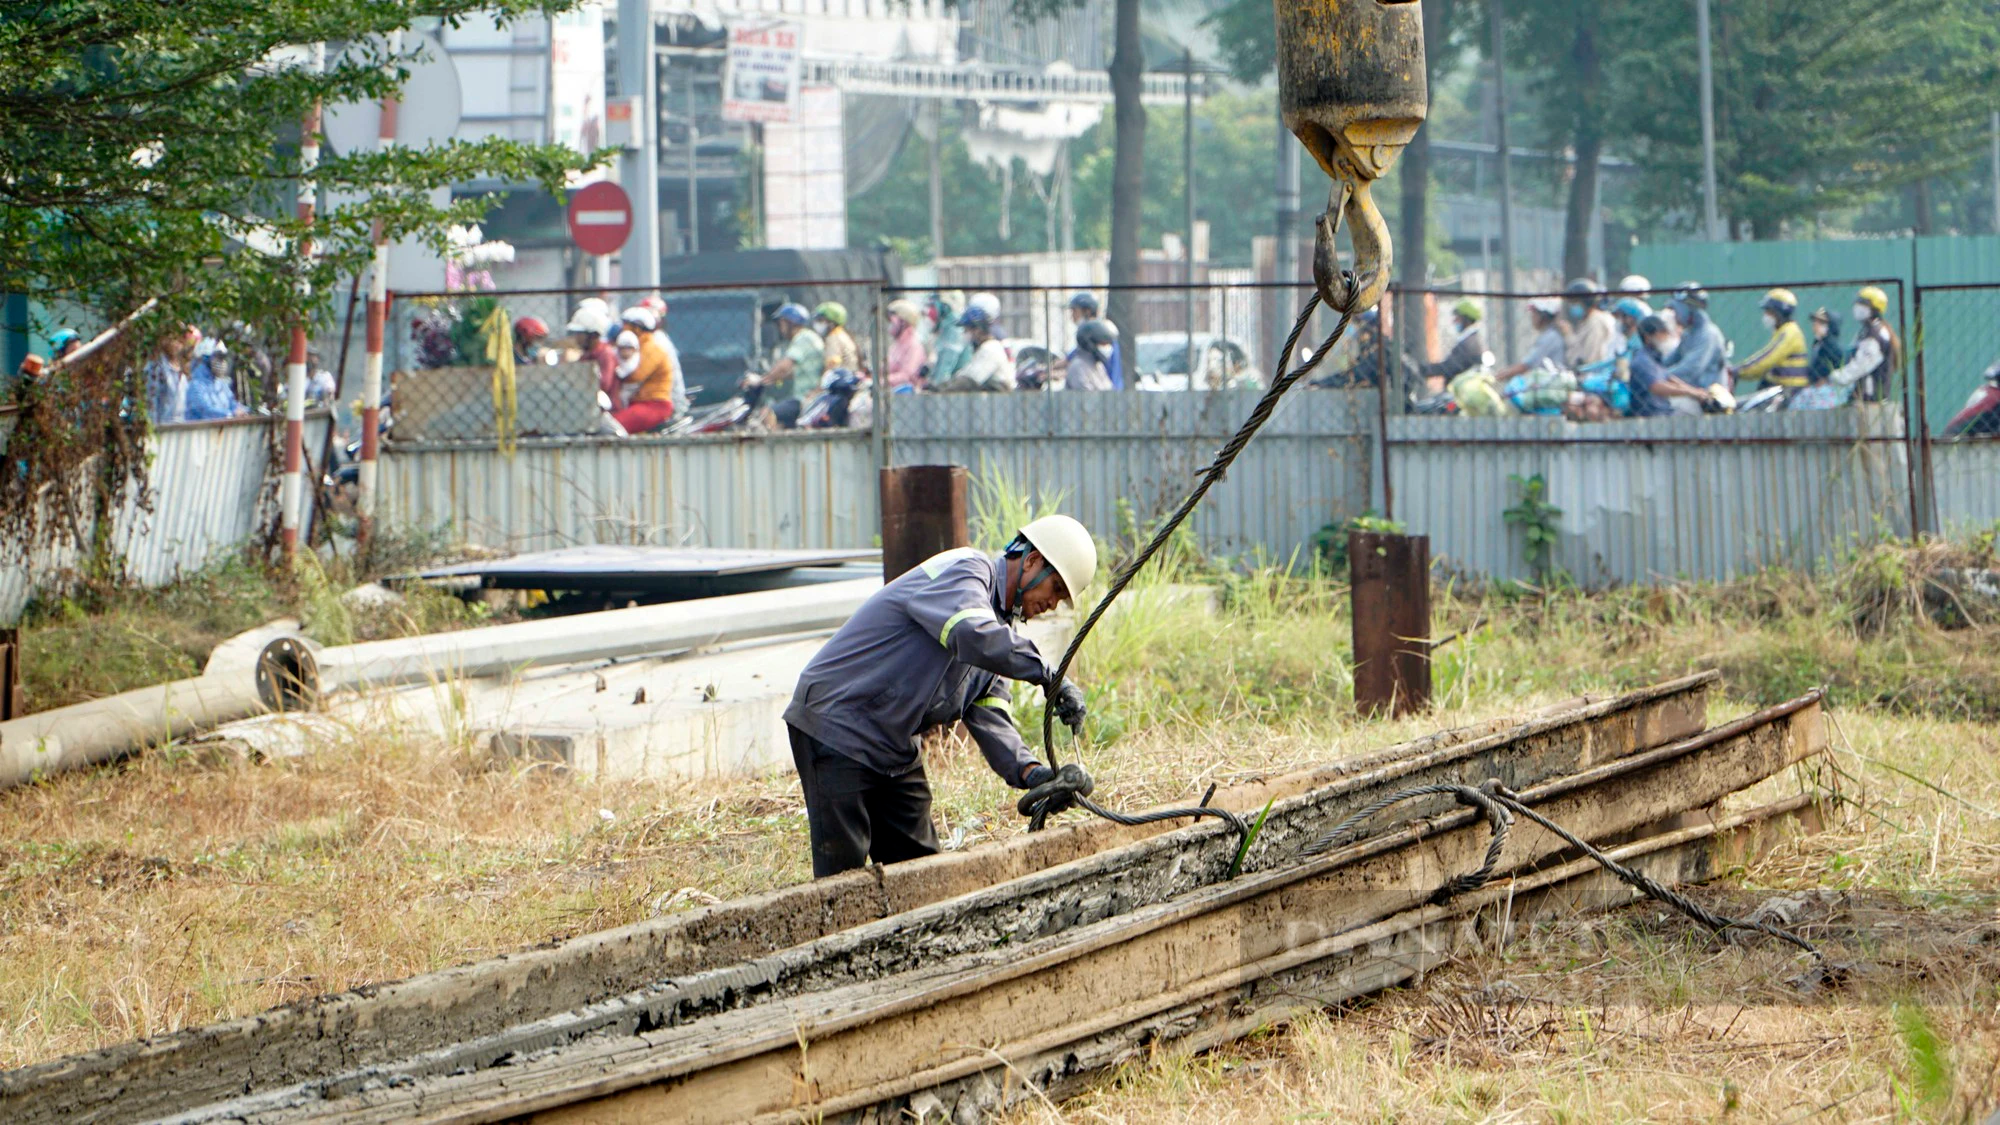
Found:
[880,465,968,582]
[1350,529,1430,717]
[1911,282,1937,535]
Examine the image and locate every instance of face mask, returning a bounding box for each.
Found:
[1762,312,1778,330]
[1852,304,1873,323]
[1566,305,1587,321]
[1813,322,1828,339]
[616,353,639,377]
[813,320,830,336]
[1093,342,1114,360]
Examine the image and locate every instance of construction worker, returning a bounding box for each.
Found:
[1826,285,1897,403]
[783,516,1098,877]
[1729,288,1808,392]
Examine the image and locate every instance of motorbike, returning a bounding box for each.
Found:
[1013,346,1057,391]
[1734,384,1789,414]
[1943,357,2000,438]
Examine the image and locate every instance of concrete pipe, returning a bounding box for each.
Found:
[294,578,882,700]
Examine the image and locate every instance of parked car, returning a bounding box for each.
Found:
[1131,333,1262,392]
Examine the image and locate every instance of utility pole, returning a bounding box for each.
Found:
[1489,0,1517,361]
[1696,0,1721,241]
[1273,108,1299,375]
[686,64,699,256]
[1184,48,1196,381]
[1991,109,1999,236]
[616,0,659,288]
[928,103,944,260]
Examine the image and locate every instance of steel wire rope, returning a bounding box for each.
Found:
[1020,286,1351,842]
[1300,780,1826,965]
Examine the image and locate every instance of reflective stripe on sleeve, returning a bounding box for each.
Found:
[972,694,1012,714]
[938,606,991,647]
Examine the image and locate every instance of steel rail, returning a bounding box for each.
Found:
[196,692,1824,1124]
[0,677,1714,1125]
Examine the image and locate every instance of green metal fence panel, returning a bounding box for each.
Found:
[1631,236,2000,431]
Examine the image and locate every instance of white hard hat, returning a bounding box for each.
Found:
[567,304,612,336]
[1618,274,1651,293]
[1017,515,1097,603]
[620,306,658,332]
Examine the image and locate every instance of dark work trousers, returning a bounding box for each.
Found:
[788,725,940,878]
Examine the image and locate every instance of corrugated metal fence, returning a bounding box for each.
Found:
[1933,440,2000,535]
[0,415,330,623]
[376,431,878,553]
[1387,407,1913,585]
[884,390,1375,562]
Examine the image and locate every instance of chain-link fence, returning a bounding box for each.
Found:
[1916,283,2000,440]
[375,280,884,442]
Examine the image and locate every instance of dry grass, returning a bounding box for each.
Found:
[2,540,1998,1116]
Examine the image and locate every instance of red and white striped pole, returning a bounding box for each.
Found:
[281,42,326,563]
[356,36,401,552]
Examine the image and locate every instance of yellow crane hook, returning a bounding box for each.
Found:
[1278,0,1429,315]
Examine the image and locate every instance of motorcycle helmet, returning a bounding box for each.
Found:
[566,304,612,337]
[1856,285,1889,317]
[1612,297,1651,322]
[48,328,80,354]
[957,306,994,331]
[1671,282,1710,309]
[1760,289,1798,318]
[1617,274,1652,294]
[1067,292,1100,316]
[1451,298,1482,324]
[514,315,550,341]
[812,301,848,328]
[772,303,812,327]
[1075,318,1118,352]
[620,306,658,332]
[968,292,1001,320]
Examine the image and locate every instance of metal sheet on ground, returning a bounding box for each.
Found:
[409,545,884,591]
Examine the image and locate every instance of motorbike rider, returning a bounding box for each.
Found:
[1629,314,1714,417]
[1563,279,1620,369]
[814,301,862,375]
[926,291,971,386]
[1659,283,1728,406]
[767,303,826,401]
[609,326,677,434]
[1067,293,1123,388]
[883,299,927,392]
[1729,289,1809,394]
[934,306,1013,393]
[1609,296,1652,380]
[1494,298,1567,381]
[784,516,1097,876]
[1824,286,1896,403]
[1066,319,1119,391]
[568,302,620,404]
[1416,298,1487,393]
[513,316,551,366]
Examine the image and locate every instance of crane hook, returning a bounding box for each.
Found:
[1278,0,1428,316]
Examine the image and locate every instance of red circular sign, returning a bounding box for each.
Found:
[566,180,633,256]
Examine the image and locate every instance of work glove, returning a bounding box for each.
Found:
[1017,762,1094,819]
[1047,680,1087,734]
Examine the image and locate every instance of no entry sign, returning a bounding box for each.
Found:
[567,180,633,256]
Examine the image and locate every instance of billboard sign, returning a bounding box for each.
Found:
[550,5,606,182]
[721,21,801,124]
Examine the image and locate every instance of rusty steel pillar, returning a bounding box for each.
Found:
[879,465,969,582]
[0,628,18,721]
[1350,530,1431,717]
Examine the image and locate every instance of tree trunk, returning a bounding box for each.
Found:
[1911,179,1934,236]
[1560,11,1601,282]
[1107,0,1144,386]
[1397,0,1452,367]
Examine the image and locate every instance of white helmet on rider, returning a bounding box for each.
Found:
[1015,515,1097,605]
[968,291,1001,320]
[567,302,613,337]
[1618,274,1652,294]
